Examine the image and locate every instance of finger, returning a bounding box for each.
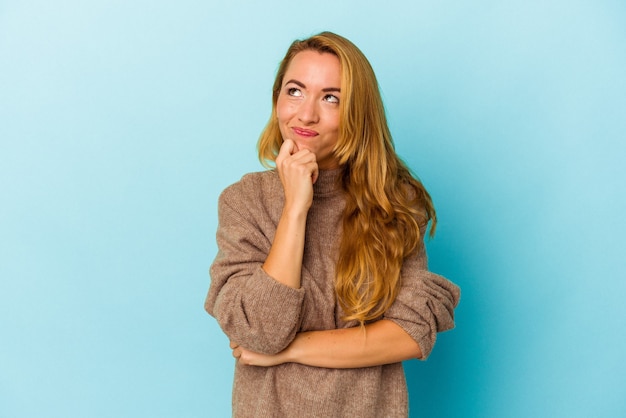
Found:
[232,347,241,359]
[229,341,238,349]
[290,153,318,183]
[288,147,316,163]
[278,139,298,159]
[311,164,319,184]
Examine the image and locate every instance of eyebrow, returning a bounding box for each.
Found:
[284,79,341,93]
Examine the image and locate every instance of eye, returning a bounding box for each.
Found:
[324,94,339,104]
[287,87,302,97]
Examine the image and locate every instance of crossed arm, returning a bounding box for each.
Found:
[231,319,423,368]
[228,140,422,369]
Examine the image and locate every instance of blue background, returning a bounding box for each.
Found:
[1,1,624,417]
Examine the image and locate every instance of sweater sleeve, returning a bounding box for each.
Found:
[205,179,305,355]
[384,236,461,360]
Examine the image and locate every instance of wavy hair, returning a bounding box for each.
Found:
[258,32,436,324]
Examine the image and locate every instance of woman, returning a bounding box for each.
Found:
[205,31,460,417]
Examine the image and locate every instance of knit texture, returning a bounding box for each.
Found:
[205,169,460,417]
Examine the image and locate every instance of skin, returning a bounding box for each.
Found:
[231,320,422,368]
[262,50,342,290]
[232,50,423,368]
[277,50,342,172]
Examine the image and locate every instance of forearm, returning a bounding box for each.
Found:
[262,139,319,289]
[285,319,422,368]
[262,208,307,289]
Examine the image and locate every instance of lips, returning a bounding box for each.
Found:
[291,127,318,138]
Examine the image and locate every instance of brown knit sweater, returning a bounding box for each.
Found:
[205,168,460,417]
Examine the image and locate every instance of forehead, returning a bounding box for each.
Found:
[284,50,341,86]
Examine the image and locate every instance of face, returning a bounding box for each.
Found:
[276,50,341,170]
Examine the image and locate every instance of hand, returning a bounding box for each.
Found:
[275,139,318,213]
[230,341,289,367]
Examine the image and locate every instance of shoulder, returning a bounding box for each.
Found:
[220,170,279,201]
[218,170,284,220]
[400,179,429,212]
[396,179,431,237]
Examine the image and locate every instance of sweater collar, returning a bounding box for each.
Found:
[313,168,343,197]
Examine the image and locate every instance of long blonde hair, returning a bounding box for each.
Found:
[258,32,436,324]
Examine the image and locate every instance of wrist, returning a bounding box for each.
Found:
[285,332,309,364]
[281,203,310,221]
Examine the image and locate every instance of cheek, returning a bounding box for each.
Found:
[275,98,290,122]
[275,106,288,138]
[327,111,341,134]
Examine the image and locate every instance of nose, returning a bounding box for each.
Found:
[297,97,319,125]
